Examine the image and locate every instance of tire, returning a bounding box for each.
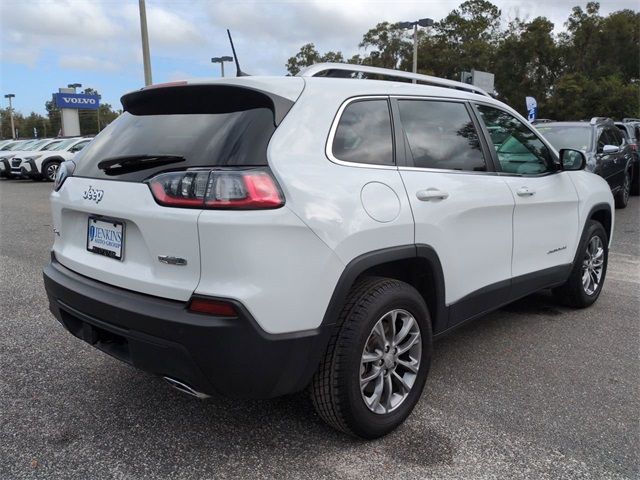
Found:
[42,160,61,182]
[311,277,432,439]
[614,169,631,209]
[553,220,608,308]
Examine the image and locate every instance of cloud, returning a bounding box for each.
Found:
[58,55,120,72]
[0,47,40,68]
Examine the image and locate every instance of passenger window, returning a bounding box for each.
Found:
[476,104,553,175]
[610,128,623,146]
[398,100,485,171]
[332,99,394,165]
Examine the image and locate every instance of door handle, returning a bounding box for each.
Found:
[416,188,449,201]
[516,186,535,197]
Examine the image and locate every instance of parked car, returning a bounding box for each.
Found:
[536,118,634,208]
[44,63,614,439]
[14,137,92,181]
[0,138,65,178]
[615,120,640,195]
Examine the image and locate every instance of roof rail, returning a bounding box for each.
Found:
[623,118,640,123]
[298,63,490,97]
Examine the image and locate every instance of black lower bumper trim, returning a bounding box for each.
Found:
[43,256,330,399]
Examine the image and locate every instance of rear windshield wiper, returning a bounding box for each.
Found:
[97,154,186,175]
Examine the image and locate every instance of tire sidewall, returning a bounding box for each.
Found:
[574,222,609,306]
[341,283,432,438]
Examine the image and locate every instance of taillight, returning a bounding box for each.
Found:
[630,144,638,152]
[188,297,237,316]
[146,168,284,209]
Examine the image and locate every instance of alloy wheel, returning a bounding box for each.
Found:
[46,163,59,181]
[582,236,604,295]
[359,309,421,414]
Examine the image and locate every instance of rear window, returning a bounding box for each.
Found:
[73,85,289,182]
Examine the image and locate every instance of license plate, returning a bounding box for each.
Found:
[87,216,124,260]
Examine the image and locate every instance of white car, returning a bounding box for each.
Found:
[44,64,614,439]
[0,138,66,178]
[15,137,92,181]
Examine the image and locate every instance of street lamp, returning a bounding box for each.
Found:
[4,93,16,139]
[398,18,434,83]
[211,56,234,77]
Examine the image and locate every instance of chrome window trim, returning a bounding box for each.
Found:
[325,95,398,171]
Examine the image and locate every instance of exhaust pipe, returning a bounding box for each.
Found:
[163,376,211,399]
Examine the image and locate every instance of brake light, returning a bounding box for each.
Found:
[146,169,284,209]
[188,298,237,316]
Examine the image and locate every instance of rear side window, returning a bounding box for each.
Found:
[398,100,485,171]
[332,99,394,166]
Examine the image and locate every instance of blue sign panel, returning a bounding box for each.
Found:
[54,93,100,110]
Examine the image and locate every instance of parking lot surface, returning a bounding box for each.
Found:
[1,179,638,480]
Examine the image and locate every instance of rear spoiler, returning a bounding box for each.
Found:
[121,84,295,126]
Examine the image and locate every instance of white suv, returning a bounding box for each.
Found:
[15,137,92,181]
[44,64,614,438]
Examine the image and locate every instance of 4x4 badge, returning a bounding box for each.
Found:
[82,186,104,204]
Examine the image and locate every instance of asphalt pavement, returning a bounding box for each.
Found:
[0,179,638,479]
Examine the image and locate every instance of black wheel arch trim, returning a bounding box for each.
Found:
[41,156,65,175]
[321,244,448,333]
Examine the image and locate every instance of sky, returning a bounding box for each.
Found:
[0,0,637,115]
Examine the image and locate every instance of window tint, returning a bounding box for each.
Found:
[332,100,393,165]
[73,109,277,181]
[398,100,485,171]
[476,104,553,175]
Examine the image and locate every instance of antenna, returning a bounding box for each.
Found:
[227,29,248,77]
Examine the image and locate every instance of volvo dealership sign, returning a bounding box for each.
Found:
[54,92,100,110]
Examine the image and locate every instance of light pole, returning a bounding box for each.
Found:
[4,94,16,139]
[138,0,153,86]
[398,18,434,83]
[211,56,233,77]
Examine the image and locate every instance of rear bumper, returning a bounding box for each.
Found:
[43,255,330,399]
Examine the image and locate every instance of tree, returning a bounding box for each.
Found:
[286,43,345,75]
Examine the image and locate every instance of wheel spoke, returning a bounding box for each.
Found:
[362,350,382,363]
[392,371,412,393]
[393,315,415,346]
[396,358,419,373]
[361,366,382,387]
[397,332,420,355]
[373,320,387,347]
[381,374,393,412]
[368,374,384,411]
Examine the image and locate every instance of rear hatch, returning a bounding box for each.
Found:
[51,80,301,301]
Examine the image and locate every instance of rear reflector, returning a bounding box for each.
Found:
[146,168,284,209]
[188,298,237,316]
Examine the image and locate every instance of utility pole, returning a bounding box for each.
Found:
[413,24,418,80]
[139,0,153,86]
[4,94,16,139]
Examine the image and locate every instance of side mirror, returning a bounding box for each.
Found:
[559,148,586,171]
[602,144,620,154]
